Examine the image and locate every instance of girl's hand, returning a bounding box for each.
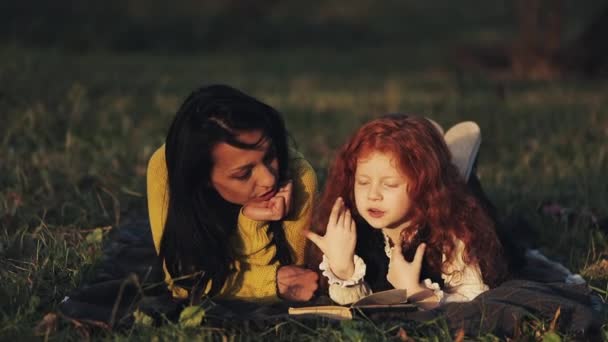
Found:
[387,242,426,294]
[306,197,356,280]
[242,181,293,221]
[277,265,319,301]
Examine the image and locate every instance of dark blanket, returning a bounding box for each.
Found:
[365,280,602,338]
[58,220,605,338]
[58,220,172,327]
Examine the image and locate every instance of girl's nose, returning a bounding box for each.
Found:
[367,184,382,201]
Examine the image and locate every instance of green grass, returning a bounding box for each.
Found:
[1,7,608,338]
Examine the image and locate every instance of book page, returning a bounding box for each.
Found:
[352,288,408,307]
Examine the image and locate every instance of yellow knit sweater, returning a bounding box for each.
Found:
[146,145,317,302]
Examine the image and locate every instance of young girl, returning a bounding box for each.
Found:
[306,114,507,308]
[147,84,318,303]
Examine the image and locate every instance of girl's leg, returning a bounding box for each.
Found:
[444,121,481,181]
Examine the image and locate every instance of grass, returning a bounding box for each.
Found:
[1,2,608,339]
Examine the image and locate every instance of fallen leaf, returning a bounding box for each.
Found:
[397,327,414,342]
[34,312,58,336]
[133,309,154,326]
[542,331,562,342]
[454,328,465,342]
[179,305,206,328]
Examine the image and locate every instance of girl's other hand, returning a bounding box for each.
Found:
[277,265,319,301]
[305,197,356,280]
[387,242,426,294]
[243,181,293,221]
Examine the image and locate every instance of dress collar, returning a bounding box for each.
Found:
[383,232,392,259]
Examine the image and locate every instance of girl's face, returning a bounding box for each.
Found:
[354,151,412,231]
[210,130,279,205]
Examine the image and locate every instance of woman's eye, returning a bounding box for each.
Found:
[232,170,252,181]
[384,183,399,188]
[356,180,369,186]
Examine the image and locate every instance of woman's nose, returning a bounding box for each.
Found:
[256,164,276,188]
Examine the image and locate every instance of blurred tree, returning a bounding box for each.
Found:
[559,5,608,77]
[455,0,608,79]
[512,0,563,78]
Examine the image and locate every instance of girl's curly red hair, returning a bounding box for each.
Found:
[306,114,507,289]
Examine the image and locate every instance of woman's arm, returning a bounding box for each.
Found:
[222,154,318,300]
[233,154,316,263]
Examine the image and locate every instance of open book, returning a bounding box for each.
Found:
[288,289,417,320]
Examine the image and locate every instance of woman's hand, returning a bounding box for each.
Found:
[277,265,319,301]
[387,242,426,294]
[242,181,293,221]
[306,197,356,280]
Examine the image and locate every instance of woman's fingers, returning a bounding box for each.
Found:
[278,180,292,194]
[242,200,277,221]
[276,266,319,302]
[277,181,293,215]
[269,195,286,220]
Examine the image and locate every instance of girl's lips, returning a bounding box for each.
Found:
[367,209,385,218]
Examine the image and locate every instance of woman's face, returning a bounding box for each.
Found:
[210,130,279,205]
[354,151,412,231]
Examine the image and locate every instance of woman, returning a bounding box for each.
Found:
[147,84,318,303]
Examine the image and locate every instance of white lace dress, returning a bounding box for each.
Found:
[320,235,489,305]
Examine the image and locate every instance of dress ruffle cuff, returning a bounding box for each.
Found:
[422,278,445,303]
[319,254,366,287]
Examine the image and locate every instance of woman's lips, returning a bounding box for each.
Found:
[256,189,277,201]
[367,208,385,218]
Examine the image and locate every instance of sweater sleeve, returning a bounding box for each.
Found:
[219,261,281,300]
[146,145,169,255]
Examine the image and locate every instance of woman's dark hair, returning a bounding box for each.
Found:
[160,84,292,298]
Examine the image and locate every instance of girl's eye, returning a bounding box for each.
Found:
[384,183,399,188]
[356,180,369,186]
[232,169,252,181]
